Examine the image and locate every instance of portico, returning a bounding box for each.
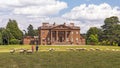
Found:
[50,30,71,44]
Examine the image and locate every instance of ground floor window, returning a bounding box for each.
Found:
[76,38,79,44]
[66,38,69,42]
[71,38,73,42]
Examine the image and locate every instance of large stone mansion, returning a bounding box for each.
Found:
[38,23,85,45]
[23,23,85,45]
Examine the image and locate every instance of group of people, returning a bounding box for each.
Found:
[31,45,39,52]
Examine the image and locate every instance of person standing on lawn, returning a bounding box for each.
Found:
[31,45,34,52]
[36,45,39,52]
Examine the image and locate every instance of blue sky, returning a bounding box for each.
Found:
[64,0,120,7]
[0,0,120,33]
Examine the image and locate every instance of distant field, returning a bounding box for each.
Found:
[0,45,120,68]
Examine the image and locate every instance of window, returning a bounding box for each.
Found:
[42,31,45,35]
[76,38,78,41]
[47,38,50,41]
[66,38,69,42]
[71,38,73,42]
[42,38,45,42]
[60,26,63,28]
[62,38,64,41]
[76,38,78,43]
[71,31,73,34]
[76,31,78,34]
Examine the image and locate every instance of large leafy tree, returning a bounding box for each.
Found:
[101,16,120,45]
[87,34,98,45]
[1,29,9,45]
[34,29,38,36]
[0,28,4,32]
[110,24,120,44]
[87,27,100,37]
[86,27,101,45]
[2,28,15,45]
[6,19,23,40]
[27,24,35,36]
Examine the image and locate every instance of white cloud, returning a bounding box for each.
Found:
[0,0,22,8]
[13,0,67,16]
[62,3,120,33]
[1,1,120,33]
[62,3,120,20]
[0,0,68,32]
[0,0,67,16]
[13,3,67,16]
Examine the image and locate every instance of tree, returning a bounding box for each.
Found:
[112,25,120,44]
[0,28,4,32]
[2,29,9,45]
[0,28,4,45]
[0,32,2,45]
[101,16,120,45]
[86,27,101,45]
[6,19,23,40]
[23,30,27,36]
[27,24,35,36]
[87,34,98,45]
[9,39,20,44]
[34,29,38,36]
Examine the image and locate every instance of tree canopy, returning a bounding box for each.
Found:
[6,19,23,40]
[0,19,23,45]
[86,27,100,45]
[102,16,120,45]
[26,24,38,36]
[27,24,35,36]
[86,16,120,45]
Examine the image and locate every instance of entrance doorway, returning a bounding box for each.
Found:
[58,31,65,42]
[59,37,62,42]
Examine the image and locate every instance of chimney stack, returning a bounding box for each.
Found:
[64,22,66,26]
[53,22,56,26]
[42,23,49,27]
[70,23,74,26]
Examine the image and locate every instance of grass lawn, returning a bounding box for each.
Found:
[0,45,120,68]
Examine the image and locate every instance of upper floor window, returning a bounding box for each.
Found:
[76,38,78,41]
[71,31,73,34]
[76,31,78,34]
[42,31,45,35]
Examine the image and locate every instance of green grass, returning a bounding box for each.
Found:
[0,45,120,52]
[0,45,120,68]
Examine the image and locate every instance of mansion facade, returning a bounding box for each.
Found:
[38,23,85,45]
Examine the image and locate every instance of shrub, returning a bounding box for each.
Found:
[10,39,20,45]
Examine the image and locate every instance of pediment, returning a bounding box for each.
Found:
[51,25,72,30]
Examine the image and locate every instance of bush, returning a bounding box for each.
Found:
[0,32,2,45]
[10,39,20,45]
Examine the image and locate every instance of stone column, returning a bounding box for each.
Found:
[65,31,67,42]
[51,30,52,44]
[40,30,42,45]
[56,31,58,42]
